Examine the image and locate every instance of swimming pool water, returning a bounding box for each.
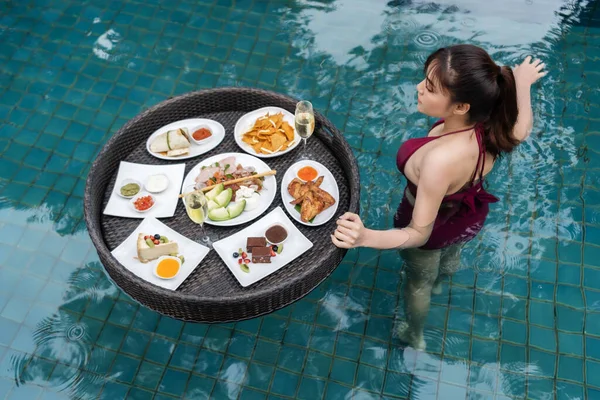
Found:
[1,0,599,399]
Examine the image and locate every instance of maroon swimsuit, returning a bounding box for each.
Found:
[394,119,499,250]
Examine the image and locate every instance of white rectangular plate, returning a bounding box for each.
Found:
[104,161,185,218]
[212,207,313,287]
[111,217,210,290]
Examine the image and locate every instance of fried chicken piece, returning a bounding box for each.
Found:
[287,176,337,222]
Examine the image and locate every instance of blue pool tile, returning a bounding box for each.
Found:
[168,344,199,371]
[586,336,600,360]
[471,315,499,340]
[556,381,584,400]
[447,309,473,334]
[211,380,241,399]
[134,361,165,391]
[228,332,255,359]
[558,355,584,383]
[271,369,299,397]
[305,351,332,378]
[335,333,362,360]
[202,326,232,352]
[356,363,384,392]
[528,349,556,378]
[179,323,207,345]
[239,388,266,400]
[183,375,214,399]
[325,381,352,400]
[584,267,600,289]
[556,306,584,332]
[501,320,526,344]
[246,362,273,391]
[277,345,306,373]
[559,264,581,285]
[283,321,312,347]
[471,338,498,364]
[194,350,224,377]
[158,368,190,397]
[297,376,326,400]
[557,285,584,308]
[558,332,583,356]
[527,377,554,399]
[259,316,287,342]
[330,358,357,386]
[529,326,556,352]
[382,371,411,398]
[310,327,337,355]
[252,340,280,365]
[500,343,526,370]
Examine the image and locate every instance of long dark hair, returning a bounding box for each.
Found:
[424,44,519,157]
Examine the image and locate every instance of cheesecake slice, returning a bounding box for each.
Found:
[136,233,179,263]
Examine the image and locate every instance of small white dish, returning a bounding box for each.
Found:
[116,178,142,199]
[296,165,319,182]
[187,125,214,145]
[264,223,288,245]
[145,174,169,193]
[153,256,181,280]
[130,193,156,213]
[212,207,313,287]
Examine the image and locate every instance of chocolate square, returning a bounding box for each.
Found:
[251,246,271,263]
[246,237,267,253]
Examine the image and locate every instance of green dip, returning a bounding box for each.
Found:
[120,183,140,197]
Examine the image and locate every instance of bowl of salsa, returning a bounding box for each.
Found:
[189,125,213,145]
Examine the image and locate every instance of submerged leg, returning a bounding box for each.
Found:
[433,243,463,294]
[397,247,441,351]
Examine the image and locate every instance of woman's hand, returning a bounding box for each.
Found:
[513,56,546,87]
[331,212,367,249]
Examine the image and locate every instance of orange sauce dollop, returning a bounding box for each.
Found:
[192,128,212,141]
[156,258,180,278]
[297,166,318,181]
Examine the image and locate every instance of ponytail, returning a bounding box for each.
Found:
[483,66,519,157]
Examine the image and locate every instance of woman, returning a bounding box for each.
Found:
[332,45,546,350]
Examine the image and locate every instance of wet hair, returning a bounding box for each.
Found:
[424,44,519,157]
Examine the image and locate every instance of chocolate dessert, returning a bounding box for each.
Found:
[246,237,267,253]
[252,246,272,263]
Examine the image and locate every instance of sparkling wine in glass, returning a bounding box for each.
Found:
[184,185,212,247]
[295,100,315,160]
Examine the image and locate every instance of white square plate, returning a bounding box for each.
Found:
[111,217,210,290]
[104,161,185,218]
[212,207,313,287]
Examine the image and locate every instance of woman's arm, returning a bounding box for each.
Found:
[332,155,450,250]
[511,56,546,142]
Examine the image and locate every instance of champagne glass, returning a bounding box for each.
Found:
[183,185,212,247]
[295,100,315,160]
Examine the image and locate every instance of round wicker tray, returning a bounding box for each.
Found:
[84,87,360,322]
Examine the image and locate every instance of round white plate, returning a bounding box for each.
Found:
[146,118,225,161]
[280,160,340,226]
[180,152,277,226]
[234,107,300,158]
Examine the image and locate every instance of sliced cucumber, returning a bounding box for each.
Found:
[215,188,233,207]
[207,200,220,211]
[227,200,246,219]
[208,207,230,221]
[205,183,224,201]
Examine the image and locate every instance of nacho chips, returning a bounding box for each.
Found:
[241,112,296,154]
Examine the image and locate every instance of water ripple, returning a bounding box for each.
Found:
[413,30,442,49]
